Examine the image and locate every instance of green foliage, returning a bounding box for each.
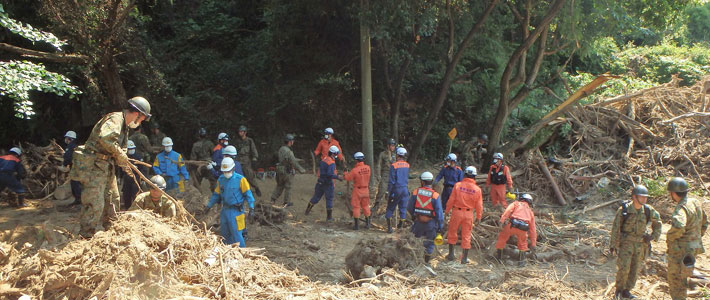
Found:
[0,4,66,50]
[0,60,81,118]
[642,177,668,198]
[685,2,710,44]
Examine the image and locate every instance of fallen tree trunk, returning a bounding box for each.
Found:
[536,150,566,206]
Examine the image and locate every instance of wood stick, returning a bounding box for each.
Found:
[581,199,621,214]
[536,149,567,206]
[219,250,229,299]
[658,111,710,125]
[128,158,152,167]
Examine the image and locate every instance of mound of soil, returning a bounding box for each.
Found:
[345,232,422,280]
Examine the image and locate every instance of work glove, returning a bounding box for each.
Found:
[207,161,216,170]
[116,153,132,175]
[609,247,617,256]
[248,209,255,224]
[57,165,70,173]
[501,219,508,228]
[643,234,653,243]
[387,194,395,204]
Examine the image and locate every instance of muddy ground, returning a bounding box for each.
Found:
[1,171,708,299]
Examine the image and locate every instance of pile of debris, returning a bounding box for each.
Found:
[10,141,66,199]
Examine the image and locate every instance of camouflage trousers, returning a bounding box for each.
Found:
[189,165,215,192]
[615,239,647,291]
[667,246,699,300]
[271,170,292,204]
[239,161,261,196]
[77,160,120,237]
[374,173,389,204]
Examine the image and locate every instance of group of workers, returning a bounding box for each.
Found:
[1,94,706,300]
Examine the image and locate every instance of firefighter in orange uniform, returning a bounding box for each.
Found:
[486,152,513,208]
[495,193,537,266]
[445,166,483,264]
[344,152,371,230]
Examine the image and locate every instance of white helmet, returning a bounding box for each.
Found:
[493,153,504,160]
[396,147,407,156]
[9,147,21,156]
[328,145,340,155]
[150,175,167,190]
[520,193,533,203]
[64,131,77,139]
[162,137,174,146]
[324,128,334,135]
[353,152,365,160]
[464,166,477,176]
[217,132,229,140]
[223,145,237,156]
[446,153,457,162]
[221,157,236,172]
[127,140,136,149]
[420,171,434,181]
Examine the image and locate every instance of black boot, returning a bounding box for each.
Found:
[70,196,81,206]
[614,289,623,299]
[446,244,456,261]
[353,218,359,230]
[365,216,371,229]
[387,218,393,233]
[495,249,503,260]
[397,218,405,229]
[242,228,249,242]
[305,203,314,215]
[283,200,293,207]
[16,194,26,208]
[621,290,636,299]
[326,209,333,222]
[424,254,431,264]
[518,251,526,267]
[461,249,469,264]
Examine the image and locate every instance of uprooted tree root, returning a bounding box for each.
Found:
[345,232,422,280]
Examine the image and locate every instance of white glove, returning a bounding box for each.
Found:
[207,161,216,170]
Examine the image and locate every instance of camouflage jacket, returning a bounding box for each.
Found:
[129,132,151,159]
[277,145,304,173]
[610,202,662,248]
[85,112,129,160]
[376,150,395,178]
[667,197,708,254]
[129,192,176,218]
[190,138,215,161]
[150,131,167,150]
[234,137,258,164]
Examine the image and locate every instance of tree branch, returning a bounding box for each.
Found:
[452,67,482,83]
[0,43,89,64]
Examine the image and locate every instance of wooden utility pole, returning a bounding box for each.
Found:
[360,0,374,176]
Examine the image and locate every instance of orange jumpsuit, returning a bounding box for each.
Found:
[445,178,483,249]
[314,138,345,162]
[486,163,513,207]
[496,201,537,251]
[344,161,371,218]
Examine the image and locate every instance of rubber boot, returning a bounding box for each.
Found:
[16,194,26,208]
[446,244,456,261]
[283,200,293,207]
[397,219,405,229]
[387,218,393,233]
[70,196,81,206]
[614,289,623,299]
[242,228,249,242]
[353,218,359,230]
[495,249,503,260]
[326,209,334,222]
[365,216,371,229]
[621,290,636,299]
[424,254,431,264]
[461,249,469,264]
[305,203,314,215]
[518,251,526,267]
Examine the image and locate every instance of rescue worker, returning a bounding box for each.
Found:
[0,147,27,207]
[204,157,255,247]
[609,185,662,299]
[374,138,397,211]
[60,130,82,206]
[313,128,345,172]
[152,137,189,196]
[486,152,513,208]
[344,152,371,230]
[149,122,167,154]
[69,96,151,238]
[407,171,444,264]
[210,145,244,178]
[665,177,708,300]
[207,132,230,190]
[306,145,342,222]
[121,140,145,209]
[235,125,262,197]
[434,153,463,209]
[128,175,176,218]
[129,125,152,164]
[189,128,216,191]
[386,147,410,233]
[271,134,306,206]
[496,193,537,266]
[445,166,483,264]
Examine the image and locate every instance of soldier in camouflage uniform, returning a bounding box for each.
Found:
[235,125,262,197]
[666,177,708,300]
[129,125,152,164]
[373,138,397,211]
[69,96,152,238]
[609,185,662,299]
[149,122,167,155]
[128,175,176,218]
[270,134,305,206]
[189,128,215,191]
[461,134,488,168]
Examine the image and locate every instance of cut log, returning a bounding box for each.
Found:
[536,150,566,206]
